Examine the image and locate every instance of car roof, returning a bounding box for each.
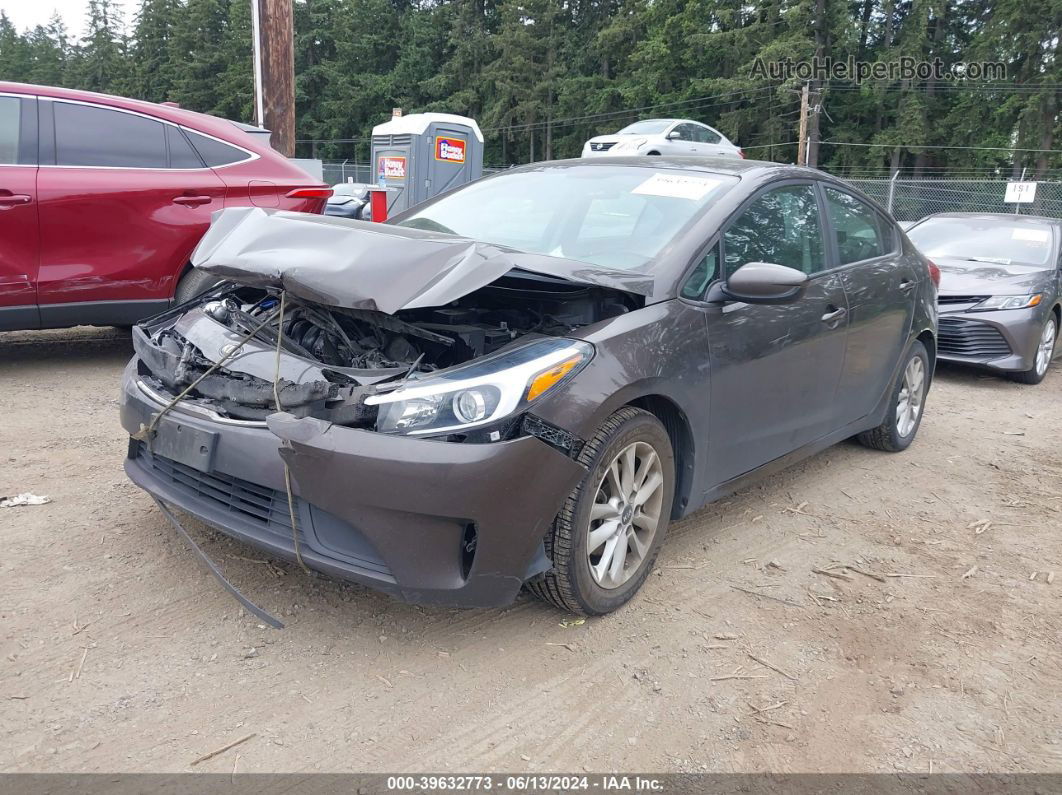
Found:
[918,212,1061,226]
[513,155,805,178]
[0,80,270,153]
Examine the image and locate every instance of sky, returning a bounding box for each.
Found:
[1,0,97,35]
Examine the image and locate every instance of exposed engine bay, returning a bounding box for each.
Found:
[133,270,638,429]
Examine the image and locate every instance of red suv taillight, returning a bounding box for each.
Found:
[927,259,941,288]
[286,187,333,199]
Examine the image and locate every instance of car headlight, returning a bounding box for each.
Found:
[972,294,1043,311]
[366,338,594,436]
[612,137,647,152]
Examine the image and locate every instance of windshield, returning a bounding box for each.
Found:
[616,120,672,135]
[908,217,1056,267]
[395,165,737,270]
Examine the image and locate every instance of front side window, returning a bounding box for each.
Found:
[0,96,20,165]
[724,184,825,275]
[396,165,738,270]
[825,187,887,264]
[671,124,696,141]
[54,102,167,168]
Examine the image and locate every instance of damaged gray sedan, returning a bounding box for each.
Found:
[121,158,937,615]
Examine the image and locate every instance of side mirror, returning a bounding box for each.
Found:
[666,131,682,140]
[710,261,809,304]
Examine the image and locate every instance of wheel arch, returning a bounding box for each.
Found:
[624,394,695,520]
[916,328,936,374]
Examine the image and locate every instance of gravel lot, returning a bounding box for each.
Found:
[2,326,1060,774]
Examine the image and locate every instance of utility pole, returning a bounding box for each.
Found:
[796,83,809,166]
[250,0,295,157]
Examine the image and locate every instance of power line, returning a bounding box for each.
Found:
[822,140,1062,154]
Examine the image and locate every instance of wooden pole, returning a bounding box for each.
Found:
[254,0,295,157]
[796,83,809,166]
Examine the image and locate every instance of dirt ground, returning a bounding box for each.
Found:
[1,326,1060,775]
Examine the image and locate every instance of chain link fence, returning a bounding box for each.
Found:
[846,178,1062,222]
[318,161,1062,223]
[321,161,374,185]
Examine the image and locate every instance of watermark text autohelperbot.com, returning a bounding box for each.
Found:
[751,56,1006,83]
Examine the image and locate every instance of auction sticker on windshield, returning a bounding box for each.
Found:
[633,173,722,201]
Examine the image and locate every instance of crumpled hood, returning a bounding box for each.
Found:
[935,256,1053,295]
[191,207,653,314]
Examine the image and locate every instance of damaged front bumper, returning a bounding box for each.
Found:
[120,360,586,608]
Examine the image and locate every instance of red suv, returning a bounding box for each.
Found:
[0,82,331,331]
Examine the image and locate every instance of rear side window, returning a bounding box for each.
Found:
[54,102,167,168]
[695,126,721,144]
[0,97,20,165]
[724,184,825,275]
[184,129,249,167]
[167,125,204,168]
[825,187,887,264]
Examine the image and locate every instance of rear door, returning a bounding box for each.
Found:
[35,99,227,324]
[691,124,732,157]
[0,94,40,330]
[821,185,916,426]
[705,181,849,484]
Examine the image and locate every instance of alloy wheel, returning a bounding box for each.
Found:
[585,441,665,590]
[896,355,926,438]
[1035,318,1057,377]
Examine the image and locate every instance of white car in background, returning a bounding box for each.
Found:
[582,119,744,159]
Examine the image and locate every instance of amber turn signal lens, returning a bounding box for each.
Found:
[1029,294,1042,307]
[526,356,583,402]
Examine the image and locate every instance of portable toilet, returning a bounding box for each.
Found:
[370,113,484,216]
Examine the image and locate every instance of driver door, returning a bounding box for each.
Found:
[663,124,698,155]
[704,182,848,484]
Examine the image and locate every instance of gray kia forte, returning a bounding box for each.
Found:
[906,213,1061,384]
[120,158,938,615]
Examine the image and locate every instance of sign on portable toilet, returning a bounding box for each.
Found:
[370,113,484,216]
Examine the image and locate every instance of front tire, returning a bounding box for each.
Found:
[1008,314,1057,385]
[527,407,675,615]
[857,340,930,452]
[174,268,220,305]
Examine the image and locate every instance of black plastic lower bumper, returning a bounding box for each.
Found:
[120,361,586,608]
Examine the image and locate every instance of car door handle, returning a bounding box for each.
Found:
[821,307,848,326]
[172,195,212,207]
[899,279,916,293]
[0,194,32,207]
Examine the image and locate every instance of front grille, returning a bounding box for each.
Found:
[135,442,299,543]
[939,295,988,305]
[938,316,1012,358]
[590,142,616,152]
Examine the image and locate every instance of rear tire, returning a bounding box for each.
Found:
[527,407,675,615]
[174,268,220,305]
[857,340,929,453]
[1008,315,1057,385]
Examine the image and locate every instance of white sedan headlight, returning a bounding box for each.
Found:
[366,338,594,436]
[972,294,1043,311]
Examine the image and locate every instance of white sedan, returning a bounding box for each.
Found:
[582,119,744,159]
